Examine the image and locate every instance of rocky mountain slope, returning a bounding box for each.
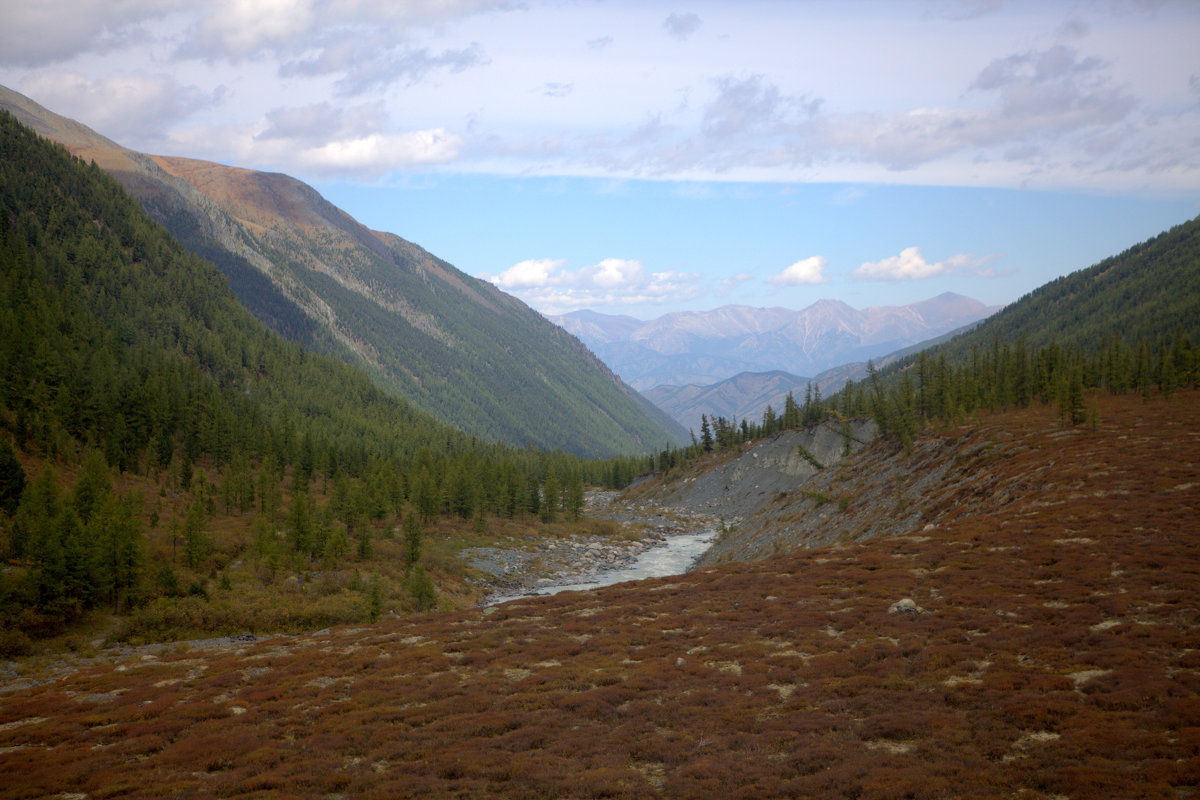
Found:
[552,292,999,391]
[0,86,685,456]
[3,391,1197,798]
[642,369,810,433]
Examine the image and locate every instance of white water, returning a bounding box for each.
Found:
[527,527,718,598]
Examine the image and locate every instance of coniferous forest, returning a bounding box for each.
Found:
[0,111,651,649]
[2,104,1198,652]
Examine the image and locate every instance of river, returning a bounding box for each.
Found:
[487,527,718,604]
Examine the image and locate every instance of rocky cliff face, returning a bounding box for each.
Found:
[611,419,877,534]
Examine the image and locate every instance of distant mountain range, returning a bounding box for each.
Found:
[641,324,973,434]
[550,293,1000,393]
[0,85,685,456]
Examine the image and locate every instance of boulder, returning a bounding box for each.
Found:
[887,598,925,615]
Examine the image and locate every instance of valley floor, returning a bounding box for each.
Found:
[2,391,1198,799]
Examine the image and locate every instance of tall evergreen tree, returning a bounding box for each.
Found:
[0,437,24,516]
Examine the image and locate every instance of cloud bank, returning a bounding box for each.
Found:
[484,257,704,313]
[767,256,828,287]
[1,0,1193,192]
[852,247,989,281]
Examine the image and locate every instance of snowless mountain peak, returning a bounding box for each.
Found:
[550,294,1001,391]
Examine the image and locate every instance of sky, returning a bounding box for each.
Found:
[1,0,1198,319]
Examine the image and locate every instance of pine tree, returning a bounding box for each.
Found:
[565,469,585,520]
[71,448,113,523]
[782,391,801,429]
[92,494,143,612]
[367,573,383,622]
[541,472,560,522]
[413,466,439,522]
[182,499,210,569]
[0,437,24,516]
[10,463,60,559]
[1059,361,1087,426]
[407,565,436,611]
[402,512,422,573]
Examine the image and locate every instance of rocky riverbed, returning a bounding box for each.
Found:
[462,491,720,604]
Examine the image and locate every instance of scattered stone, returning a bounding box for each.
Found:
[887,598,925,615]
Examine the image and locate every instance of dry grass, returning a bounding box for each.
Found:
[2,391,1198,798]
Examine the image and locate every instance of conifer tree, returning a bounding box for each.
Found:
[565,468,585,520]
[407,565,436,611]
[541,471,561,522]
[0,437,24,516]
[402,512,422,573]
[182,499,210,570]
[71,448,113,524]
[10,464,60,559]
[367,573,383,621]
[92,494,143,612]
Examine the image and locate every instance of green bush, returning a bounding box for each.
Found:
[0,627,34,658]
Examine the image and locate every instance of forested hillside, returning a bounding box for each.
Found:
[0,111,653,647]
[0,85,685,457]
[621,216,1199,479]
[942,217,1200,354]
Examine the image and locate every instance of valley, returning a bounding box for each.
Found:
[2,52,1199,800]
[2,390,1198,798]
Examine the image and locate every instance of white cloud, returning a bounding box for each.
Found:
[298,129,464,173]
[327,0,515,30]
[702,74,786,139]
[185,0,317,60]
[0,0,182,67]
[852,247,982,281]
[542,82,573,98]
[719,273,752,292]
[767,257,828,287]
[492,258,566,289]
[2,1,1195,192]
[244,100,465,175]
[592,257,643,288]
[482,257,703,313]
[21,71,217,142]
[663,12,702,41]
[180,0,508,64]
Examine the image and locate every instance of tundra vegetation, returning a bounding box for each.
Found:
[1,390,1198,798]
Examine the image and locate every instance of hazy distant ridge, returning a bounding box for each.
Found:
[551,292,1000,392]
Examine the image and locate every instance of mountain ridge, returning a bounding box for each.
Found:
[551,292,1000,391]
[645,320,985,433]
[0,85,685,456]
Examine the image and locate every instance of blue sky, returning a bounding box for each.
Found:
[1,0,1197,317]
